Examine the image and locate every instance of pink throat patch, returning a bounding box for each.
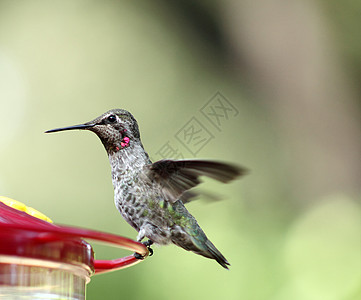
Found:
[120,137,130,148]
[115,129,129,152]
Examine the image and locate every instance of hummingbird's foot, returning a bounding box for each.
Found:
[143,239,153,247]
[143,239,154,257]
[133,239,154,259]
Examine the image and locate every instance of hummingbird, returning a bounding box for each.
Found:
[46,109,247,269]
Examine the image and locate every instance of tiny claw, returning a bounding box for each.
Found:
[148,247,154,257]
[134,252,145,260]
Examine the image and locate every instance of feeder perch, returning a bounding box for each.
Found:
[0,196,149,300]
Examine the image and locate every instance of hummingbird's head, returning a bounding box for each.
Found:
[46,109,141,153]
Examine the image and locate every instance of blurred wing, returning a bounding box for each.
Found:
[180,190,222,205]
[180,191,199,204]
[145,159,247,203]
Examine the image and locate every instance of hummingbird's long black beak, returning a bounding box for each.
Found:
[45,123,95,133]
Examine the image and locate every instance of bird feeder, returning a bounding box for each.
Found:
[0,196,149,300]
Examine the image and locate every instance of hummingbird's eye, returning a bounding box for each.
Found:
[107,115,117,123]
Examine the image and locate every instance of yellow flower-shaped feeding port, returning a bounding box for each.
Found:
[0,196,53,223]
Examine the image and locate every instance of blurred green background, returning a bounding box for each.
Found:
[0,1,360,299]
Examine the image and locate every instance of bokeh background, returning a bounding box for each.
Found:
[0,1,360,299]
